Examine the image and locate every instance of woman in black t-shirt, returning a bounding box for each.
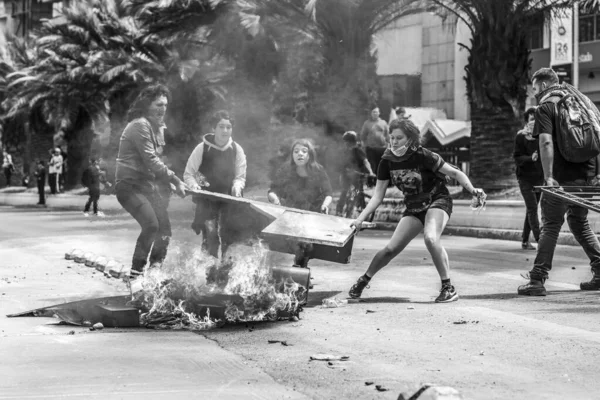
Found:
[268,139,333,272]
[348,119,486,303]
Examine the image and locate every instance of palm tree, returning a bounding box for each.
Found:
[425,0,600,190]
[6,0,174,188]
[232,0,425,131]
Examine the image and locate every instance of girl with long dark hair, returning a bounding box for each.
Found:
[268,139,333,270]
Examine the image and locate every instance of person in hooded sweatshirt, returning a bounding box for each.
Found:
[184,110,247,258]
[347,118,486,303]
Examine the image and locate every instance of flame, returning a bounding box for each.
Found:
[133,239,304,330]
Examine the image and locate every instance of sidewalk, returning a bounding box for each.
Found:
[1,186,598,246]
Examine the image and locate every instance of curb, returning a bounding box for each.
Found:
[0,191,588,247]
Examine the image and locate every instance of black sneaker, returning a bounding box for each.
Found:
[580,277,600,291]
[349,276,370,299]
[517,280,546,296]
[435,284,458,303]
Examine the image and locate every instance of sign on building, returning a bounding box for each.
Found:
[550,9,573,66]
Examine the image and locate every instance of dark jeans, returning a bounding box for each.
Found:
[37,181,45,205]
[530,179,600,281]
[518,179,541,243]
[365,146,386,174]
[48,173,59,194]
[84,188,100,214]
[294,242,313,268]
[192,199,236,258]
[4,167,11,186]
[116,182,172,272]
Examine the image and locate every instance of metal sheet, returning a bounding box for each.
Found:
[261,210,354,247]
[538,186,600,213]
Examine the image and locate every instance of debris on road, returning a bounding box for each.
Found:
[91,323,104,331]
[398,385,463,400]
[366,310,376,314]
[375,385,389,392]
[267,340,291,346]
[572,267,576,270]
[322,297,348,308]
[479,351,485,356]
[453,320,479,325]
[407,306,415,310]
[309,354,350,361]
[67,330,75,335]
[365,381,374,386]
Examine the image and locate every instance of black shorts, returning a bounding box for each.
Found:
[403,195,453,226]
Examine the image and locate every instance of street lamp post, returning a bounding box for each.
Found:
[574,1,579,89]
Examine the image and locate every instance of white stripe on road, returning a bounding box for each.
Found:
[458,306,600,344]
[487,272,581,290]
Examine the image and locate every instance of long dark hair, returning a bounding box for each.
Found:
[126,84,171,122]
[289,138,323,173]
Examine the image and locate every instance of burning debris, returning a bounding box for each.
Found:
[130,240,308,330]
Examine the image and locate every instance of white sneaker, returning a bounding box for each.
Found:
[95,211,106,218]
[83,212,90,217]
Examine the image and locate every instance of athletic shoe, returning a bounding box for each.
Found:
[348,276,370,299]
[517,280,546,296]
[435,284,459,303]
[580,276,600,291]
[83,212,90,217]
[95,211,106,218]
[521,242,536,250]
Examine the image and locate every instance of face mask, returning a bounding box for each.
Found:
[526,121,535,131]
[391,144,408,157]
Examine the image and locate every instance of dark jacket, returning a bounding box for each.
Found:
[513,131,543,184]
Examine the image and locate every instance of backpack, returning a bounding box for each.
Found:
[541,83,600,163]
[81,168,91,188]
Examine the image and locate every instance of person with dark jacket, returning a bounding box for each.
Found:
[513,107,544,250]
[115,84,187,280]
[518,68,600,296]
[183,110,247,258]
[34,160,46,206]
[82,158,111,217]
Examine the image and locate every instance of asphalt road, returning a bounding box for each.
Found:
[1,207,600,399]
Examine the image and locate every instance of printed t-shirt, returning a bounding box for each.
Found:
[377,147,449,213]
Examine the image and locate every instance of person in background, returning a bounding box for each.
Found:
[336,131,376,216]
[268,138,333,277]
[82,158,111,217]
[513,107,543,250]
[115,84,187,280]
[184,110,247,259]
[360,106,389,174]
[34,160,46,206]
[348,118,486,303]
[48,148,63,194]
[2,150,14,187]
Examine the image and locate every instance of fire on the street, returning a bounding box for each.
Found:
[131,240,307,330]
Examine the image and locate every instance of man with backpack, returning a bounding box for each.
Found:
[518,67,600,296]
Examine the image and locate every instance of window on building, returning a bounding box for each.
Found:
[580,14,595,42]
[527,15,544,50]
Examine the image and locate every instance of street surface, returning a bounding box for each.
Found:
[1,206,600,399]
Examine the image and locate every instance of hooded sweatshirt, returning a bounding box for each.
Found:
[183,134,247,195]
